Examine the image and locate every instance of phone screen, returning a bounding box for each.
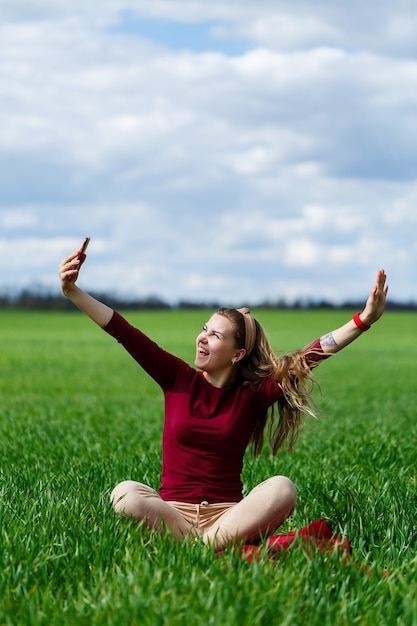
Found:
[75,237,90,271]
[80,237,90,256]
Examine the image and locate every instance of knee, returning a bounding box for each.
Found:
[110,480,149,518]
[268,475,297,509]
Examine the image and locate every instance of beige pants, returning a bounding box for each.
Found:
[110,476,296,551]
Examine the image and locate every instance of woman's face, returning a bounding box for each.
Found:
[195,313,243,382]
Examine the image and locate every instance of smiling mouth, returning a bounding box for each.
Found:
[198,346,209,356]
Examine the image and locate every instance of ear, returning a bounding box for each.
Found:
[232,349,246,365]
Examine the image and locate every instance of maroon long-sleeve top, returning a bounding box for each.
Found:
[104,311,325,504]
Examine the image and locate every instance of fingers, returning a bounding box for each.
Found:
[373,269,388,298]
[59,249,84,283]
[59,261,78,283]
[75,252,87,271]
[363,269,388,321]
[375,268,386,287]
[60,249,80,268]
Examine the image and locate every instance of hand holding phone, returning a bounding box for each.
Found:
[68,237,90,281]
[75,237,90,271]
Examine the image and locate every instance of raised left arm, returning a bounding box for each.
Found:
[319,269,388,355]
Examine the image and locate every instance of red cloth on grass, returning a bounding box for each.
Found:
[222,519,351,565]
[229,519,388,577]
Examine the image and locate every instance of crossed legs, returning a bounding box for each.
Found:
[110,480,195,539]
[200,476,296,550]
[110,476,296,551]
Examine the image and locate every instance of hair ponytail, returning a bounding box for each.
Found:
[250,349,319,457]
[216,307,320,457]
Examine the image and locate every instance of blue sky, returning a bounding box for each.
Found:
[1,1,417,305]
[110,14,250,54]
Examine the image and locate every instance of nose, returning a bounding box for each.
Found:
[197,329,208,343]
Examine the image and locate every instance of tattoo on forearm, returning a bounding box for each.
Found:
[320,332,337,348]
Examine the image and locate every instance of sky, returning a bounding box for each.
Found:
[1,0,417,306]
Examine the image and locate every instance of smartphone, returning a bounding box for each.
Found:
[75,237,90,271]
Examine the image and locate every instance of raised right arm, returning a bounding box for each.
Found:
[58,248,113,328]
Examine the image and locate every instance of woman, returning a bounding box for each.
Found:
[59,246,388,551]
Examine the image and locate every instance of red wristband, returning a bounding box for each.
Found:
[353,312,371,331]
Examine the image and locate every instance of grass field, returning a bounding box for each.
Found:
[1,308,416,625]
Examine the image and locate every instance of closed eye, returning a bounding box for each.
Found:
[202,325,223,339]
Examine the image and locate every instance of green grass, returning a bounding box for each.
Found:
[1,308,416,625]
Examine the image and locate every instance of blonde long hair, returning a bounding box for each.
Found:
[217,307,321,457]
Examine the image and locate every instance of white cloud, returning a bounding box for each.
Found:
[285,238,320,267]
[240,13,342,50]
[1,1,416,305]
[1,210,38,229]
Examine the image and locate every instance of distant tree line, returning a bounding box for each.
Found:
[0,288,415,312]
